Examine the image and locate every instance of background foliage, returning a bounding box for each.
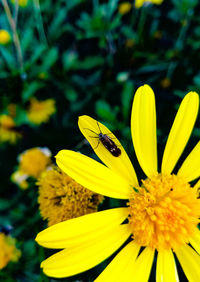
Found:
[1,0,200,281]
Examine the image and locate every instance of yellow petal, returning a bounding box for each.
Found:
[189,229,200,255]
[35,207,128,249]
[193,179,200,190]
[175,244,200,282]
[178,141,200,182]
[131,84,158,177]
[78,115,138,186]
[127,247,155,282]
[56,150,132,199]
[94,241,140,282]
[162,92,199,174]
[156,250,179,282]
[41,224,131,278]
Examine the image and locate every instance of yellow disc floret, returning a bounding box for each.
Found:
[128,174,200,251]
[0,233,21,269]
[27,98,56,125]
[37,167,104,226]
[19,147,52,178]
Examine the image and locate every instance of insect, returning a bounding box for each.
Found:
[84,121,121,157]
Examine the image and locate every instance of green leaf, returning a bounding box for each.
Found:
[40,48,58,71]
[96,100,117,122]
[121,81,134,121]
[62,51,78,71]
[72,56,104,70]
[22,81,44,102]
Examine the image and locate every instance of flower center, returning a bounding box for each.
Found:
[37,167,104,226]
[128,174,200,250]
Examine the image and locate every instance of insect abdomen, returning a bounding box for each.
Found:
[100,135,121,157]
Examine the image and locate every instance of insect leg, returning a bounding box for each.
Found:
[93,139,100,149]
[89,136,99,138]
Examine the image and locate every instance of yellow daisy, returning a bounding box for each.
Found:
[36,85,200,281]
[0,30,11,45]
[135,0,163,8]
[10,0,29,7]
[37,166,104,226]
[11,147,52,189]
[0,232,21,269]
[27,98,56,125]
[0,114,21,144]
[118,2,132,15]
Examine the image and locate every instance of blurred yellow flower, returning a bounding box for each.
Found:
[19,147,52,178]
[7,103,17,118]
[160,77,171,88]
[125,38,135,48]
[27,98,56,125]
[0,232,21,269]
[37,166,104,226]
[0,115,21,144]
[135,0,163,8]
[11,0,29,7]
[0,30,11,45]
[153,30,162,39]
[118,2,132,15]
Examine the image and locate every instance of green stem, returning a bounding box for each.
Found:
[14,0,19,25]
[33,0,48,45]
[166,17,190,79]
[1,0,24,74]
[137,6,147,44]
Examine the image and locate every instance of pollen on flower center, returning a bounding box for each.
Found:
[128,174,200,250]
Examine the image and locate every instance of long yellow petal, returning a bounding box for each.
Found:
[94,241,140,282]
[189,229,200,255]
[156,250,179,282]
[124,247,155,282]
[78,115,138,186]
[56,150,133,199]
[175,244,200,282]
[162,92,199,174]
[178,141,200,182]
[35,207,129,249]
[41,224,131,278]
[131,84,158,177]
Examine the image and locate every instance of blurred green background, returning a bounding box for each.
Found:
[0,0,200,281]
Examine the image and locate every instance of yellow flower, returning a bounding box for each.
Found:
[0,115,21,144]
[7,103,17,118]
[0,30,11,45]
[135,0,163,8]
[37,166,104,226]
[0,232,21,269]
[125,38,135,48]
[27,98,56,125]
[18,147,52,179]
[160,77,171,88]
[11,0,29,7]
[118,2,132,15]
[36,85,200,281]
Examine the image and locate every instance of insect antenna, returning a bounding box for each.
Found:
[96,121,102,133]
[83,128,99,136]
